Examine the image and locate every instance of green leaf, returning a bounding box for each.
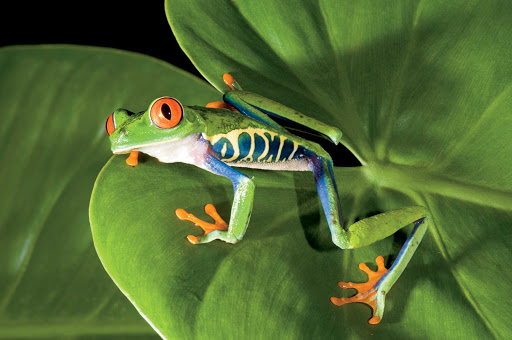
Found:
[102,0,512,338]
[0,45,218,339]
[91,158,401,339]
[91,158,504,339]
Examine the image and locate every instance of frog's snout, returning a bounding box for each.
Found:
[106,107,147,154]
[105,109,137,137]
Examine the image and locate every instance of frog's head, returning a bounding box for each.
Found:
[105,97,204,154]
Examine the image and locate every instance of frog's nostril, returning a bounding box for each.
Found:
[126,110,136,116]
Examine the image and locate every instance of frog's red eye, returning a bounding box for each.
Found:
[150,97,183,129]
[105,112,115,136]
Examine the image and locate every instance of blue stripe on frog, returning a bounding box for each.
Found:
[207,129,306,163]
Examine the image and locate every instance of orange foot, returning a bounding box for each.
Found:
[223,73,242,91]
[175,204,228,244]
[330,256,389,324]
[126,151,139,166]
[206,101,239,112]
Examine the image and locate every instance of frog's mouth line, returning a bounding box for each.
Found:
[112,133,200,155]
[112,139,174,154]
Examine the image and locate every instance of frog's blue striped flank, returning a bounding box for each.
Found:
[205,128,306,164]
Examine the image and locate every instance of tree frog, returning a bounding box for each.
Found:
[105,74,428,324]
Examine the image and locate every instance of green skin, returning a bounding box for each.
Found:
[107,80,429,324]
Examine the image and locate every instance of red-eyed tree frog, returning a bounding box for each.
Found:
[105,74,429,324]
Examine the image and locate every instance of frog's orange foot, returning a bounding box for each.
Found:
[126,151,139,166]
[330,256,389,325]
[223,73,242,91]
[175,204,228,244]
[205,101,239,112]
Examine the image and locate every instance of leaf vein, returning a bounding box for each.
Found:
[422,196,500,339]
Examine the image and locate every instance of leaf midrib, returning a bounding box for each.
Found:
[364,162,512,211]
[421,196,499,339]
[233,161,512,211]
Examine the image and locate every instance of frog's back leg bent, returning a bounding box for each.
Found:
[307,150,428,324]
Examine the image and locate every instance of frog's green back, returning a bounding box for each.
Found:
[224,91,342,145]
[189,106,330,163]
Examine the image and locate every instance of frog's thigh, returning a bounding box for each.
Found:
[346,206,428,248]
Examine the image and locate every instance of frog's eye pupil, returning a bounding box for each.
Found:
[161,103,172,120]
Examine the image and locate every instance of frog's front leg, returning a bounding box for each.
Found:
[307,152,429,324]
[125,151,139,166]
[176,149,255,245]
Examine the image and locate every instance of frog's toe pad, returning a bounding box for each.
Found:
[330,256,389,324]
[223,73,242,91]
[186,235,199,244]
[175,204,228,244]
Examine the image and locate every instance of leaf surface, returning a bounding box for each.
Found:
[0,45,218,339]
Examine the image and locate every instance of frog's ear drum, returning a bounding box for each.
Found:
[150,97,183,129]
[105,112,116,136]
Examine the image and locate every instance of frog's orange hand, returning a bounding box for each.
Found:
[330,256,389,325]
[206,101,239,112]
[175,204,228,244]
[126,151,139,166]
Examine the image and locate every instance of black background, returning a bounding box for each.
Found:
[1,2,359,166]
[1,2,198,76]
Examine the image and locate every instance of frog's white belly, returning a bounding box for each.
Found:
[136,133,311,171]
[136,133,206,165]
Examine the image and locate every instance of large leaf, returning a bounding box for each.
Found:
[91,157,499,339]
[89,1,512,339]
[0,45,218,339]
[156,0,508,337]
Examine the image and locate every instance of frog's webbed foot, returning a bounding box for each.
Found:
[175,204,228,244]
[330,256,389,324]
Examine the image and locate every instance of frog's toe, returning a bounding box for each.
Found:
[223,73,243,91]
[176,204,229,244]
[331,256,389,324]
[125,151,139,166]
[186,235,199,244]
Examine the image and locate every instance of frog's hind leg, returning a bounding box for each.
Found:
[176,149,254,245]
[331,216,428,324]
[307,153,429,324]
[307,153,348,248]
